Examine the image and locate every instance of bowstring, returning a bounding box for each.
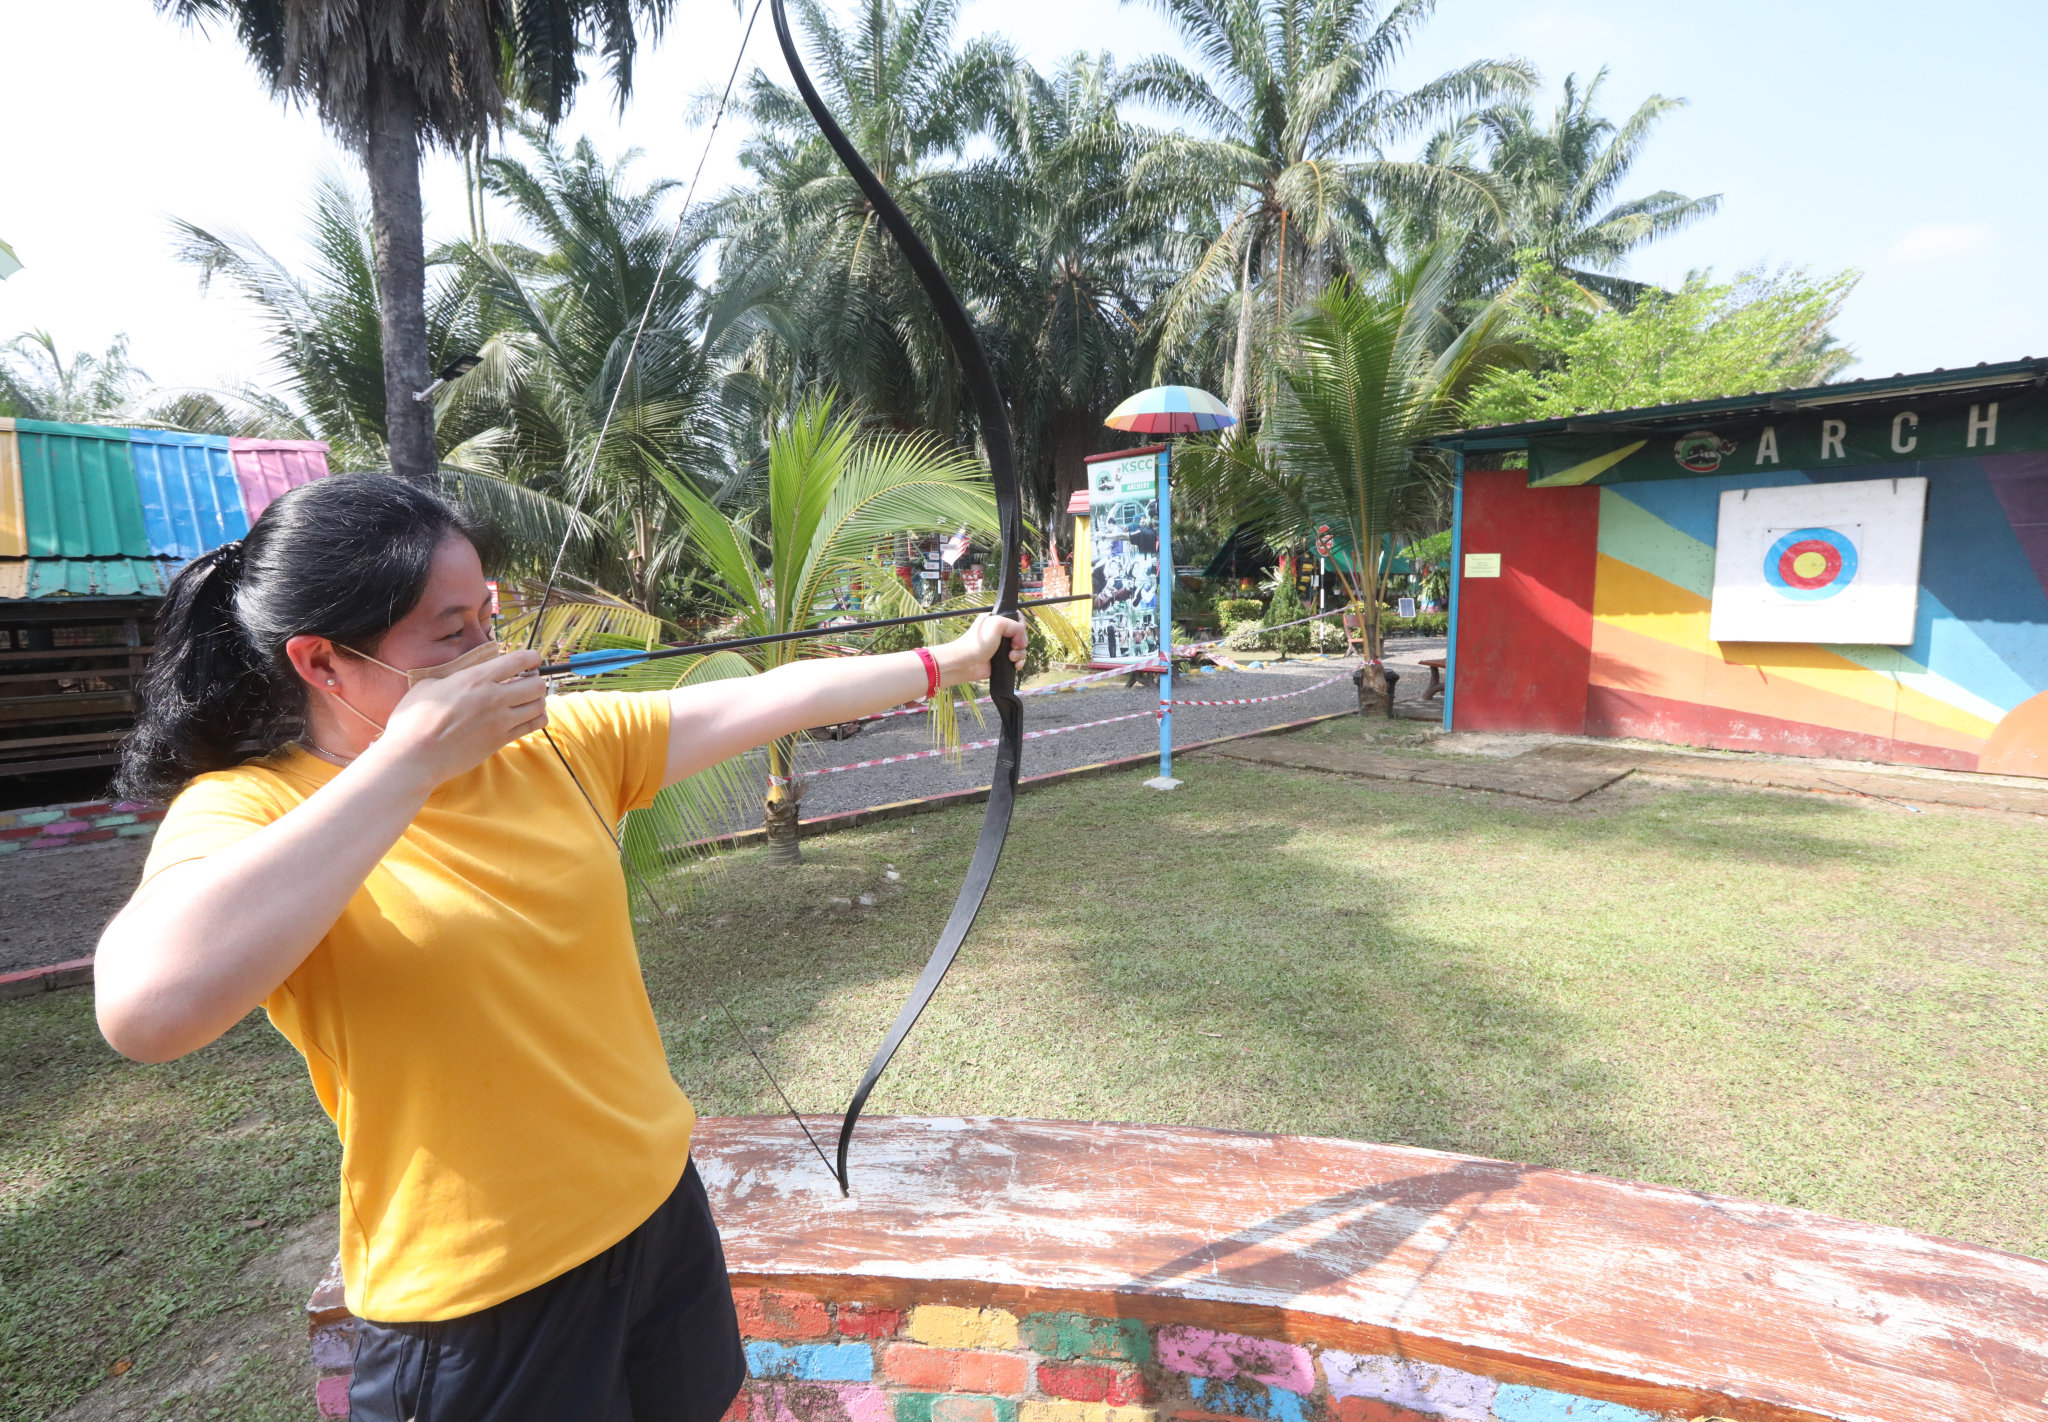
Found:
[509,0,839,1185]
[540,733,839,1183]
[524,0,767,647]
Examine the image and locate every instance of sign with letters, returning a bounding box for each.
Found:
[1526,390,2043,489]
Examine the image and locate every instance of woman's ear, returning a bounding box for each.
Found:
[283,634,343,692]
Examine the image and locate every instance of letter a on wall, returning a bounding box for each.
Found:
[1708,477,1927,645]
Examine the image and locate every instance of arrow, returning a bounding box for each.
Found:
[540,592,1094,677]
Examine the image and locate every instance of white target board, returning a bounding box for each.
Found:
[1708,477,1926,645]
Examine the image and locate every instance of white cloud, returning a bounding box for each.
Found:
[1883,223,1998,264]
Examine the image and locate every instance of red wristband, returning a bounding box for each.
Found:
[916,646,941,699]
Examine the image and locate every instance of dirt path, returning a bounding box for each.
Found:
[0,838,149,975]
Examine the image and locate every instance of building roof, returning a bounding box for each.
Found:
[1432,356,2048,450]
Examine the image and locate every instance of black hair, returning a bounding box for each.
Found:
[116,473,483,802]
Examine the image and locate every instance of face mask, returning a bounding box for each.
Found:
[344,639,503,686]
[323,640,504,737]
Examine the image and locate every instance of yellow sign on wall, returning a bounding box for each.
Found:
[1464,552,1501,578]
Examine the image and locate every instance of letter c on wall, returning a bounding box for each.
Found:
[1891,411,1919,454]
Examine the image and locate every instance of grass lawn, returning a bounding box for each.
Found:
[4,735,2045,1418]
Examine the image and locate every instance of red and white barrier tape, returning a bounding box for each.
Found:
[855,660,1164,724]
[774,707,1162,782]
[1166,674,1346,707]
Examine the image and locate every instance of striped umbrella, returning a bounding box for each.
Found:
[1103,385,1236,435]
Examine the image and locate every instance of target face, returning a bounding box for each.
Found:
[1763,526,1858,601]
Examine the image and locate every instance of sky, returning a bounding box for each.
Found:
[2,0,2042,404]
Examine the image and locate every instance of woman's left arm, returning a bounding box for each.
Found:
[664,614,1027,786]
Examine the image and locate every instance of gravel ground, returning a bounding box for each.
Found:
[717,637,1448,829]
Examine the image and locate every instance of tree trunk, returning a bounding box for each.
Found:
[763,736,802,864]
[1226,230,1258,425]
[362,74,437,478]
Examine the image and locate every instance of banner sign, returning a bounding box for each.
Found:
[1088,449,1164,662]
[1527,389,2046,489]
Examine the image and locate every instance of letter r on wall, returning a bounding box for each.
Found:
[1820,419,1846,460]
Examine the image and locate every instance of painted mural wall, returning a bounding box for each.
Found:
[1585,451,2048,777]
[1452,450,2048,779]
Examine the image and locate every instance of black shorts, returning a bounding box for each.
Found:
[349,1159,746,1422]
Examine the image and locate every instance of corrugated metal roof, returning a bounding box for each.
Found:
[1432,356,2048,447]
[0,557,172,599]
[229,438,331,521]
[0,419,23,557]
[15,420,150,558]
[129,429,249,559]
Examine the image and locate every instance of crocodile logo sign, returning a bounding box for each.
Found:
[1674,430,1738,473]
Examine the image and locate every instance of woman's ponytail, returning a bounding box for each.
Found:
[116,543,271,800]
[115,474,480,803]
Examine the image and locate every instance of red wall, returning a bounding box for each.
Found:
[1452,471,1601,733]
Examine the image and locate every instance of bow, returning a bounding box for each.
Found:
[769,0,1026,1195]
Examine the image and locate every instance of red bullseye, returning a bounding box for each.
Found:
[1776,539,1842,591]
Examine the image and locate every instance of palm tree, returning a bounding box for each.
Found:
[156,0,680,476]
[1126,0,1533,422]
[714,0,1012,436]
[1466,70,1721,309]
[977,53,1183,531]
[666,396,1002,861]
[441,129,769,613]
[169,176,597,574]
[1178,244,1520,695]
[0,331,150,423]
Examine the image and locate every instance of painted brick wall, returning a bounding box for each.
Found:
[0,798,162,854]
[306,1277,1674,1422]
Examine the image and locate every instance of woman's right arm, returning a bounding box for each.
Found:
[94,650,547,1063]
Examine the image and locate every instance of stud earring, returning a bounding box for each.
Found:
[326,678,337,686]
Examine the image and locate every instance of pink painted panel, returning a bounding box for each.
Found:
[1156,1325,1314,1395]
[228,438,332,522]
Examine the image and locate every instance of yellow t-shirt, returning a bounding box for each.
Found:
[141,691,693,1323]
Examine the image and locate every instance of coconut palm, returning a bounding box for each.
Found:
[0,331,151,423]
[666,396,1002,860]
[1127,0,1533,422]
[1177,243,1521,693]
[156,0,681,477]
[714,0,1013,437]
[171,173,487,469]
[169,176,597,574]
[1467,70,1721,309]
[440,129,772,613]
[977,53,1184,530]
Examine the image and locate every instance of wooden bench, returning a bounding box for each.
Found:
[1419,654,1446,698]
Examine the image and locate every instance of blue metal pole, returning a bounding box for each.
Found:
[1157,445,1175,783]
[1445,450,1465,733]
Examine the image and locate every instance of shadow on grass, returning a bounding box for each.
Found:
[635,760,1908,1203]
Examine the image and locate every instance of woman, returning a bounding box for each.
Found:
[96,473,1023,1422]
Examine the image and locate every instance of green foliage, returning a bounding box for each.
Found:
[1467,266,1858,424]
[1382,612,1450,637]
[1217,597,1265,625]
[1224,618,1267,650]
[0,330,149,424]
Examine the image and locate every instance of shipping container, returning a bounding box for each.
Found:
[129,428,249,559]
[229,437,332,521]
[15,419,150,558]
[0,418,24,557]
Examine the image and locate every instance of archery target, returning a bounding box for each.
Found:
[1708,477,1925,645]
[1763,527,1858,600]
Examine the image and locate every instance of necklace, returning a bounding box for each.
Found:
[302,737,358,768]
